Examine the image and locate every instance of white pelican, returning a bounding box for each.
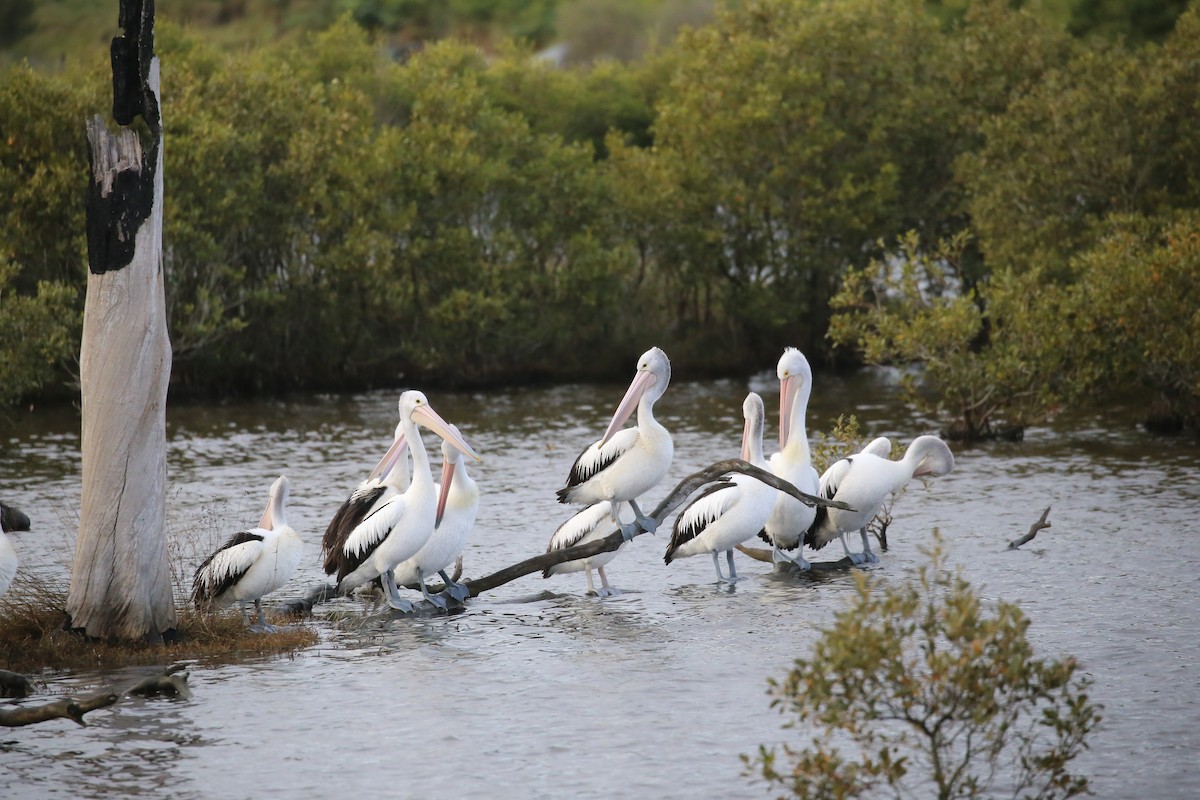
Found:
[192,475,303,632]
[558,347,673,538]
[543,501,627,596]
[0,504,27,599]
[760,348,820,570]
[392,424,480,610]
[806,435,953,564]
[665,392,777,584]
[326,391,480,612]
[322,422,410,576]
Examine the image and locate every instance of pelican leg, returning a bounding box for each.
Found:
[772,543,812,572]
[417,568,448,611]
[596,565,619,597]
[438,569,470,603]
[859,529,879,563]
[239,601,251,626]
[585,567,597,596]
[381,570,415,613]
[711,551,728,584]
[628,499,658,535]
[249,598,278,634]
[726,550,739,584]
[840,533,866,565]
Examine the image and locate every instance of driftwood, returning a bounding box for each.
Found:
[0,664,192,728]
[0,692,120,727]
[734,544,856,572]
[282,458,855,613]
[0,669,33,698]
[1007,506,1052,550]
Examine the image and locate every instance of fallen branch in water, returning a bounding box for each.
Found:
[0,669,34,698]
[282,459,857,612]
[126,664,192,699]
[735,544,856,572]
[0,691,119,727]
[1007,506,1052,550]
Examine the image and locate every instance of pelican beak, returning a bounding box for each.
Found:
[258,501,274,531]
[778,374,797,451]
[412,405,481,462]
[368,434,409,481]
[601,368,655,446]
[435,457,455,527]
[258,476,287,530]
[741,414,754,462]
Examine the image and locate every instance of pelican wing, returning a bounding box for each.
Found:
[557,428,640,499]
[322,482,388,570]
[665,479,736,561]
[805,456,853,550]
[193,530,265,605]
[336,493,408,582]
[546,502,615,554]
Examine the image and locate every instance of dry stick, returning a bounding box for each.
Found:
[1007,506,1052,550]
[283,459,855,612]
[0,692,120,727]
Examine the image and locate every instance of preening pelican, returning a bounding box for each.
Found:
[759,348,820,570]
[558,347,673,538]
[665,392,777,584]
[192,475,303,632]
[0,502,30,599]
[326,391,480,612]
[392,424,480,610]
[543,501,627,596]
[322,422,410,575]
[806,435,953,564]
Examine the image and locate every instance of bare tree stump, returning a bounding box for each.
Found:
[66,0,176,642]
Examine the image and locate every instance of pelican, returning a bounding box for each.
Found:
[0,502,30,599]
[665,392,777,584]
[192,475,303,632]
[806,435,953,564]
[558,347,673,539]
[392,424,480,610]
[322,423,410,576]
[326,391,480,612]
[759,348,820,571]
[543,501,627,596]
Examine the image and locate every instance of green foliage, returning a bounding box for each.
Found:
[746,535,1101,800]
[0,254,77,407]
[829,232,1097,441]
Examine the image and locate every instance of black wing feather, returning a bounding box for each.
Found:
[322,485,387,575]
[192,530,264,605]
[664,480,734,564]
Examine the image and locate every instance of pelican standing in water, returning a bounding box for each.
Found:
[806,435,954,564]
[558,347,673,539]
[392,425,480,609]
[665,392,777,584]
[543,501,627,596]
[322,423,410,576]
[759,348,820,570]
[0,502,32,599]
[192,476,303,632]
[325,391,480,612]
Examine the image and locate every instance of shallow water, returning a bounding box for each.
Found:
[2,370,1199,798]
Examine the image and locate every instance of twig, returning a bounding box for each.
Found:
[1007,506,1052,550]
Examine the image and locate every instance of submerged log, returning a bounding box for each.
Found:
[735,544,855,572]
[1007,506,1052,550]
[126,664,191,699]
[0,692,120,727]
[66,0,176,642]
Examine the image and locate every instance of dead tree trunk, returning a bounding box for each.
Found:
[66,0,176,642]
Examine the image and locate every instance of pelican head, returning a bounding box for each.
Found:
[741,392,766,464]
[601,346,672,446]
[435,424,468,526]
[258,475,290,530]
[777,347,813,451]
[367,422,410,484]
[399,390,481,462]
[905,435,955,478]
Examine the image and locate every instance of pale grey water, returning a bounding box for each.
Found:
[1,370,1198,798]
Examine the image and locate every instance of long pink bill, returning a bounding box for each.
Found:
[601,369,655,446]
[258,476,288,530]
[741,415,754,462]
[778,374,797,451]
[368,434,409,482]
[412,405,481,462]
[435,457,455,527]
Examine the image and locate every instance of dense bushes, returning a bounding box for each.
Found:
[1,1,1197,433]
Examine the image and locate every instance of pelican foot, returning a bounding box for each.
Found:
[424,593,449,611]
[596,587,622,597]
[847,552,866,566]
[619,522,640,541]
[863,552,880,564]
[248,622,280,634]
[445,582,470,602]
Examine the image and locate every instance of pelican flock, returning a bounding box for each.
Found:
[192,475,303,632]
[323,390,480,612]
[665,392,777,584]
[163,344,958,624]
